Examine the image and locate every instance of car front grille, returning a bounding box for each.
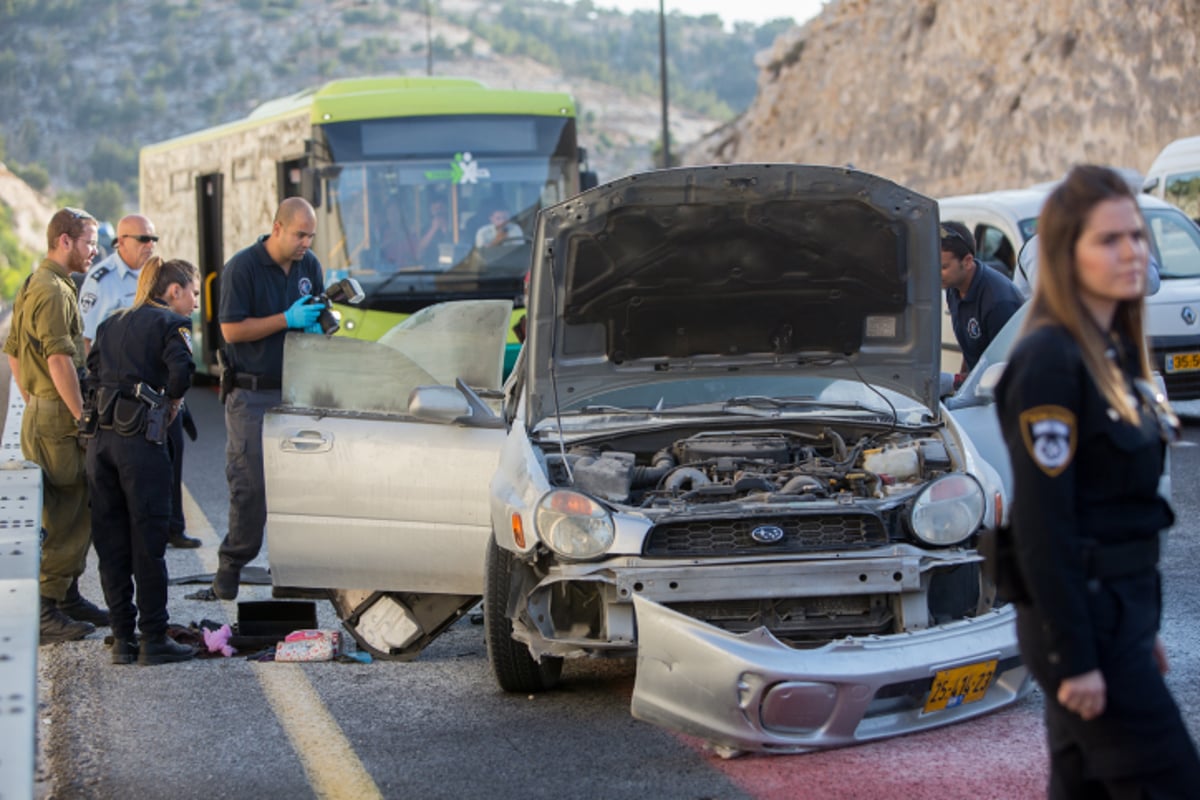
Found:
[642,513,889,557]
[1161,369,1200,401]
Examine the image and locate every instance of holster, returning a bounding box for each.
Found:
[217,348,235,405]
[978,525,1030,604]
[144,404,167,445]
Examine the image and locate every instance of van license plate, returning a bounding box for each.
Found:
[1166,352,1200,373]
[923,660,997,713]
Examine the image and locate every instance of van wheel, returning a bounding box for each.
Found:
[485,535,562,693]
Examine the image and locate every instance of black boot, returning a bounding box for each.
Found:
[59,579,110,627]
[212,566,240,601]
[110,637,139,665]
[167,531,202,549]
[39,597,94,644]
[138,635,197,665]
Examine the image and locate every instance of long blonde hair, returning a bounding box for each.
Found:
[133,256,198,309]
[1023,165,1152,424]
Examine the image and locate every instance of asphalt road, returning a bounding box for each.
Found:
[18,366,1200,800]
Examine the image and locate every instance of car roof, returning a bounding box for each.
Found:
[940,185,1178,222]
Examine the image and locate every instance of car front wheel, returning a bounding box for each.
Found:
[485,535,563,693]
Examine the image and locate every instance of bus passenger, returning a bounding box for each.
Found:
[86,257,200,665]
[474,207,523,248]
[211,198,325,601]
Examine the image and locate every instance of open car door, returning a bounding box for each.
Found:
[264,301,513,659]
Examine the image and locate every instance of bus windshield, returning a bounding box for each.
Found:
[313,115,578,312]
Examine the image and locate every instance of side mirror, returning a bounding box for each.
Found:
[975,362,1007,401]
[408,385,471,423]
[300,167,323,209]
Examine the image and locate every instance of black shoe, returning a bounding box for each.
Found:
[138,635,197,665]
[59,587,111,628]
[212,567,240,601]
[39,597,95,644]
[110,637,139,665]
[168,531,202,549]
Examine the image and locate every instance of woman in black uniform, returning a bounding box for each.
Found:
[86,256,200,665]
[996,165,1200,797]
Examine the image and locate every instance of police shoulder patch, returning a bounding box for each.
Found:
[1018,405,1077,477]
[80,293,97,312]
[178,327,193,354]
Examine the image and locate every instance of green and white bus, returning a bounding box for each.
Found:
[140,76,596,375]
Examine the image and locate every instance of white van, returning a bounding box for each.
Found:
[1143,136,1200,222]
[939,188,1200,400]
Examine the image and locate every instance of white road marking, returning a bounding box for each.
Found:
[182,486,383,800]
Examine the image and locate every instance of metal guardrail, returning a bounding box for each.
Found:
[0,381,40,800]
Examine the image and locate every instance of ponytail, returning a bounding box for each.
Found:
[133,257,199,308]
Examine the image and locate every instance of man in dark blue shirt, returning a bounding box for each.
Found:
[941,220,1024,382]
[211,197,325,600]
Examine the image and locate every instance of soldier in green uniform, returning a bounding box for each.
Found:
[4,208,110,642]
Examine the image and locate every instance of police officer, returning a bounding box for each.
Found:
[85,256,199,665]
[996,166,1200,797]
[940,220,1023,385]
[3,207,109,642]
[211,197,325,600]
[80,214,200,549]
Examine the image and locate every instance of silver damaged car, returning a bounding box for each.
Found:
[263,163,1030,755]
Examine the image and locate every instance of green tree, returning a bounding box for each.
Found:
[82,181,126,225]
[11,162,49,192]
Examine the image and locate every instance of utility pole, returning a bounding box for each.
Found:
[426,0,434,76]
[658,0,670,168]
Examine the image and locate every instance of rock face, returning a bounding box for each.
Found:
[0,164,55,256]
[688,0,1200,198]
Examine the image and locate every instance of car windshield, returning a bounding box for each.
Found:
[1145,207,1200,278]
[545,376,932,426]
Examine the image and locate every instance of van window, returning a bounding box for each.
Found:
[974,224,1016,278]
[1164,171,1200,222]
[1146,208,1200,279]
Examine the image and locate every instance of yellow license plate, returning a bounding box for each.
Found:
[923,660,998,713]
[1166,351,1200,373]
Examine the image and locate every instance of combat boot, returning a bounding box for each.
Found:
[212,566,240,601]
[39,597,95,644]
[59,579,110,627]
[110,637,139,665]
[138,635,197,665]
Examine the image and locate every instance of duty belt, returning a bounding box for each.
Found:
[1084,537,1160,580]
[233,374,281,391]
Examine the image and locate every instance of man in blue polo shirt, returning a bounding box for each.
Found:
[211,197,325,600]
[941,220,1024,386]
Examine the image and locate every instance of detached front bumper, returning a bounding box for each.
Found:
[630,595,1028,755]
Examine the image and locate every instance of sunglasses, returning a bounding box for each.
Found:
[122,234,160,244]
[1133,378,1182,443]
[939,225,973,252]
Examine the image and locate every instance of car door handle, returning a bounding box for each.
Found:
[281,429,333,453]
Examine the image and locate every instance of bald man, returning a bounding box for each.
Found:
[79,214,158,352]
[211,197,326,600]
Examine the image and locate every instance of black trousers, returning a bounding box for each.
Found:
[1016,571,1200,798]
[167,411,185,536]
[87,428,173,640]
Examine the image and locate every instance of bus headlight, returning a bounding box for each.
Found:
[910,474,985,546]
[535,490,615,560]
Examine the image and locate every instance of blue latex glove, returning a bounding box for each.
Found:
[303,321,324,334]
[283,295,322,329]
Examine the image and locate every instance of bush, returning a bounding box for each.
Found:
[82,181,126,226]
[11,162,49,192]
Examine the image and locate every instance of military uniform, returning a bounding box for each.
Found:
[996,324,1200,796]
[2,258,91,602]
[85,299,195,661]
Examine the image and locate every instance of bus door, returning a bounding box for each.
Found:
[195,173,224,375]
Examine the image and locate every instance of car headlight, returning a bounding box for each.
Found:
[535,490,615,560]
[909,474,985,546]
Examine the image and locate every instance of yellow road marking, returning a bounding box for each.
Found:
[182,486,383,800]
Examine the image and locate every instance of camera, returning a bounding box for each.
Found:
[306,277,365,336]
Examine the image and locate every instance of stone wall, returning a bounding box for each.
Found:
[686,0,1200,198]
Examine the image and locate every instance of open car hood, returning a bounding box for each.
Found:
[523,164,942,426]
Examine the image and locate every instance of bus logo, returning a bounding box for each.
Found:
[425,152,492,185]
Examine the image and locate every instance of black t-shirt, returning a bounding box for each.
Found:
[218,235,325,379]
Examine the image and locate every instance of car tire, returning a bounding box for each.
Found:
[485,535,563,693]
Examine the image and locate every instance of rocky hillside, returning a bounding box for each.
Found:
[689,0,1200,198]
